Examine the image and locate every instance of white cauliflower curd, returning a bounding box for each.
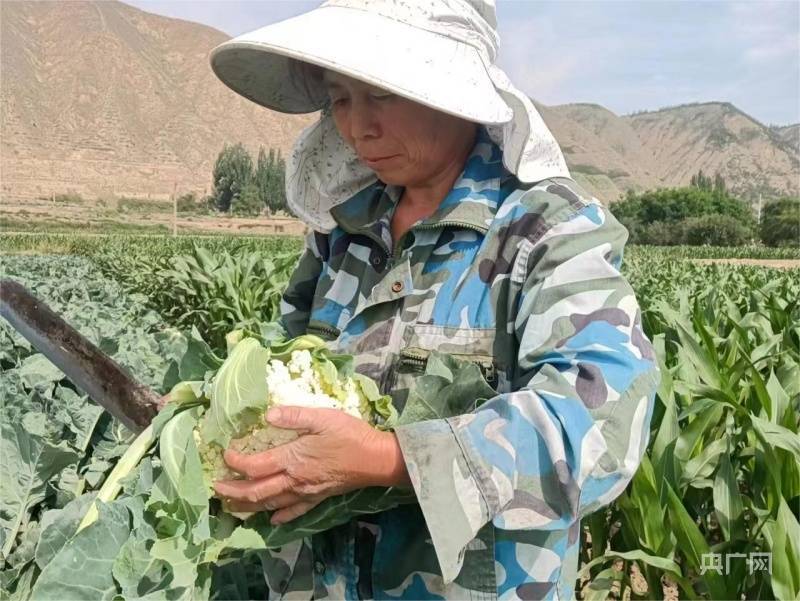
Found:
[267,350,363,419]
[197,340,386,496]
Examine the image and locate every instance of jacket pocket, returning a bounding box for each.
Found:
[397,346,498,389]
[396,324,501,389]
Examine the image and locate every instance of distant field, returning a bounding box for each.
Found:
[691,258,800,269]
[0,196,308,236]
[2,232,797,259]
[0,231,303,256]
[626,244,800,260]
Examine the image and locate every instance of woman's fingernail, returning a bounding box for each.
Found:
[267,408,282,423]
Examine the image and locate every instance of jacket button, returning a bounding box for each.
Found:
[314,560,326,575]
[391,281,403,293]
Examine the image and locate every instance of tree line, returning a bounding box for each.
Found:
[190,151,798,248]
[179,143,294,217]
[610,170,799,247]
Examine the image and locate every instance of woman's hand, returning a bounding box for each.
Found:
[213,406,411,525]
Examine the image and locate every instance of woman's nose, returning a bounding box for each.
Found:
[346,99,382,140]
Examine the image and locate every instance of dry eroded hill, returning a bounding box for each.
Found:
[1,1,797,207]
[0,0,316,202]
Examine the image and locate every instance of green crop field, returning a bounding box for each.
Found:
[1,233,798,600]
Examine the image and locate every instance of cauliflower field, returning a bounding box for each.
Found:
[1,234,799,600]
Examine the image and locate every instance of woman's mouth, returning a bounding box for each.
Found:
[364,155,397,167]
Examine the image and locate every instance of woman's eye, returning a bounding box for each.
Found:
[330,94,392,107]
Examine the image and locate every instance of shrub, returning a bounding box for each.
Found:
[53,192,85,204]
[683,214,752,246]
[117,197,170,214]
[760,197,800,247]
[639,220,684,246]
[176,192,210,215]
[612,186,753,226]
[611,186,756,246]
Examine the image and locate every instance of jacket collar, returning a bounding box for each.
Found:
[330,125,516,242]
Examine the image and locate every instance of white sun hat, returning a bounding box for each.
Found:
[210,0,570,233]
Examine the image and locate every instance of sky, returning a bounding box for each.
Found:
[126,0,800,126]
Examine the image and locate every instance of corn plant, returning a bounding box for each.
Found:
[581,264,800,599]
[153,246,298,348]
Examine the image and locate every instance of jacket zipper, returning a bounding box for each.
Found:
[307,322,341,340]
[398,348,498,386]
[412,220,487,235]
[398,348,428,373]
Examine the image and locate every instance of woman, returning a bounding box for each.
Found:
[209,1,660,598]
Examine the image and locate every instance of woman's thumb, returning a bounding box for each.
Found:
[266,405,324,433]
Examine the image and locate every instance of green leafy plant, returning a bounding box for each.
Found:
[760,197,800,247]
[579,258,800,599]
[154,246,298,349]
[2,242,798,600]
[12,324,498,598]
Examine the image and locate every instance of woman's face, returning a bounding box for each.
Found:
[322,70,476,188]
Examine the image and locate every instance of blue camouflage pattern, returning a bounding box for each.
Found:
[274,124,660,599]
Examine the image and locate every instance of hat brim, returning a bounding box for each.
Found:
[209,5,513,125]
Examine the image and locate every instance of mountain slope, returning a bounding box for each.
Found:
[1,1,796,207]
[0,0,316,202]
[620,102,799,203]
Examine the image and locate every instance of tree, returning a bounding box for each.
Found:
[610,185,756,245]
[254,147,271,213]
[254,147,289,215]
[690,169,728,199]
[271,151,292,216]
[212,143,253,212]
[690,169,712,191]
[760,197,800,247]
[712,173,727,198]
[232,182,264,216]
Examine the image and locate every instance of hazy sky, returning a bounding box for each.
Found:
[126,0,800,126]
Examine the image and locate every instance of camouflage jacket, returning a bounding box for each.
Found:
[273,124,660,600]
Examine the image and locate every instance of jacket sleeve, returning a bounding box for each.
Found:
[393,202,660,584]
[279,230,326,338]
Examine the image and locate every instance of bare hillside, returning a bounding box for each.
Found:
[1,1,797,208]
[773,123,800,156]
[621,102,799,203]
[0,0,316,202]
[539,102,662,202]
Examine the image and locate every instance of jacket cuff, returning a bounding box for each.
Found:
[394,418,490,584]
